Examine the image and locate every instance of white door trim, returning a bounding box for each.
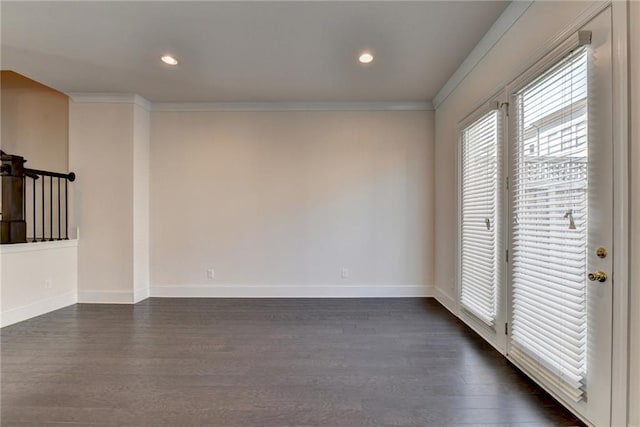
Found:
[609,2,630,426]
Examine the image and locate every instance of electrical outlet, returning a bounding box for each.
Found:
[44,279,52,289]
[207,269,215,280]
[341,268,349,279]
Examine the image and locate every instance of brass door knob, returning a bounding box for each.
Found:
[588,271,607,282]
[596,247,608,258]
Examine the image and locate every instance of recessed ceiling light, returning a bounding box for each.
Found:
[161,55,179,66]
[358,51,374,64]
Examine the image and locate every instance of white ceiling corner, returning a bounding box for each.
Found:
[432,1,534,109]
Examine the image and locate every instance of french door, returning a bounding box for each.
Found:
[459,8,614,426]
[459,100,506,350]
[506,9,613,426]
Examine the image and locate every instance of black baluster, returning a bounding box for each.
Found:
[57,177,61,240]
[65,179,69,240]
[41,175,45,242]
[33,178,36,242]
[49,176,53,241]
[22,176,26,220]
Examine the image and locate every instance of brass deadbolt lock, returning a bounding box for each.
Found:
[588,271,607,283]
[596,247,608,258]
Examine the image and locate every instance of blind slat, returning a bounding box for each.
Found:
[460,110,500,328]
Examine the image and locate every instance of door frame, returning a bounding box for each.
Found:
[609,2,630,426]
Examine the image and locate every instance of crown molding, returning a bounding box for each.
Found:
[65,95,433,112]
[432,0,534,109]
[151,101,433,112]
[67,93,152,111]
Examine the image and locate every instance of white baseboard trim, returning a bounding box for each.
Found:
[133,287,150,303]
[434,287,457,316]
[1,291,77,328]
[78,290,135,304]
[150,284,434,298]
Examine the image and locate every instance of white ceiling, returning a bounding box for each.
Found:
[1,1,508,103]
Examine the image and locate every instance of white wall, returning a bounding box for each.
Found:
[1,241,77,327]
[629,2,640,425]
[150,110,434,297]
[133,104,150,302]
[69,100,150,303]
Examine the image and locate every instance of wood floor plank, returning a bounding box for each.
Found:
[1,298,584,426]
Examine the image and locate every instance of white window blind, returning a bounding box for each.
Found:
[460,110,500,327]
[510,47,588,402]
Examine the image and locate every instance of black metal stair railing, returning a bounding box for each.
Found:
[1,150,76,244]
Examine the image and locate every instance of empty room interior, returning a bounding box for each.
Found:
[1,1,639,426]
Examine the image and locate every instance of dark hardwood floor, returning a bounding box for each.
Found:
[1,298,583,426]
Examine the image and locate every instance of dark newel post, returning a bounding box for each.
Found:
[1,152,27,244]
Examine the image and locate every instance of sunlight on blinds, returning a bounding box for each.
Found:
[460,110,500,327]
[510,47,588,402]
